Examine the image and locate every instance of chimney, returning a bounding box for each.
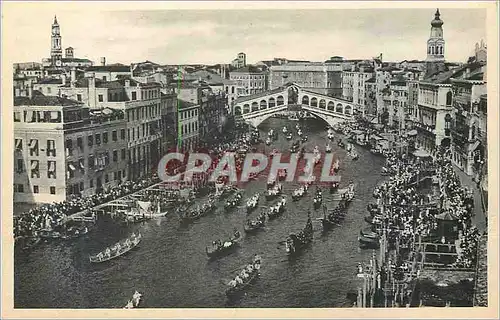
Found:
[70,67,76,87]
[100,57,106,66]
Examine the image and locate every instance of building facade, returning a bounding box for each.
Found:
[231,52,247,69]
[13,92,128,203]
[229,66,268,96]
[269,62,343,97]
[177,100,200,152]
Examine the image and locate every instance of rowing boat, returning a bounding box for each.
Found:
[89,233,141,263]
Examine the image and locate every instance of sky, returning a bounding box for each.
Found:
[6,4,487,66]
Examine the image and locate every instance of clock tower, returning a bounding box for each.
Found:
[50,16,63,66]
[426,9,445,62]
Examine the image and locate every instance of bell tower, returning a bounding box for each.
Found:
[426,9,445,62]
[50,15,63,66]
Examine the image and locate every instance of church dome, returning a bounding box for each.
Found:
[431,9,444,27]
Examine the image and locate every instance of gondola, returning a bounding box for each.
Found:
[285,215,313,255]
[266,197,287,220]
[181,198,217,222]
[89,233,142,263]
[313,189,323,210]
[225,256,262,297]
[244,216,266,233]
[206,230,242,258]
[301,135,308,143]
[292,185,308,201]
[286,132,293,140]
[319,205,346,230]
[39,230,62,240]
[61,226,90,240]
[325,144,332,153]
[358,230,380,249]
[265,183,283,201]
[224,192,243,211]
[330,181,340,194]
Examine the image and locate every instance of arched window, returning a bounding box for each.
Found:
[428,46,431,54]
[327,101,335,110]
[302,96,309,105]
[260,100,267,110]
[319,99,326,109]
[336,104,343,113]
[231,86,235,94]
[277,96,284,106]
[234,106,242,115]
[251,102,259,112]
[243,104,250,114]
[311,97,318,107]
[344,105,352,115]
[471,124,476,140]
[268,97,276,108]
[431,46,435,55]
[445,114,451,129]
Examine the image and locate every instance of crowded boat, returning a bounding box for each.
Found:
[320,201,348,230]
[292,185,308,201]
[244,213,266,233]
[246,193,260,214]
[266,181,283,201]
[89,232,142,263]
[180,196,217,222]
[226,254,262,297]
[266,196,287,220]
[313,187,323,210]
[224,192,243,211]
[123,290,143,309]
[206,229,242,258]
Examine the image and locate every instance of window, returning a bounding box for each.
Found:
[15,138,23,152]
[50,186,56,195]
[118,170,122,181]
[89,179,94,188]
[78,158,85,173]
[88,155,95,170]
[14,112,21,122]
[16,184,24,193]
[113,171,118,181]
[46,139,56,156]
[132,92,137,100]
[88,135,94,147]
[121,148,126,160]
[79,182,84,191]
[77,94,82,102]
[105,174,109,183]
[48,160,57,178]
[103,132,108,144]
[16,159,24,173]
[102,76,107,82]
[77,137,83,151]
[113,150,118,162]
[112,130,117,141]
[29,139,39,156]
[98,94,104,102]
[65,139,73,156]
[67,162,76,178]
[47,87,52,94]
[30,160,40,178]
[33,185,39,194]
[121,129,126,140]
[95,133,101,145]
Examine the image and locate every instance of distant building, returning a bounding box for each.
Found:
[269,62,342,97]
[229,65,268,96]
[41,16,93,68]
[231,52,246,69]
[84,65,132,82]
[177,99,200,152]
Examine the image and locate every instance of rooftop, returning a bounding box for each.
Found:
[14,90,82,107]
[62,57,93,63]
[177,99,199,110]
[86,65,131,73]
[230,65,266,74]
[37,78,63,85]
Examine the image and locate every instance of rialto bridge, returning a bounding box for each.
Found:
[231,83,358,127]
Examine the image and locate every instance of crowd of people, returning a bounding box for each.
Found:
[14,175,160,240]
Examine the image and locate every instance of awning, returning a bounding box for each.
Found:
[413,148,431,158]
[15,139,22,149]
[79,160,85,169]
[407,129,418,136]
[48,161,56,172]
[68,163,76,171]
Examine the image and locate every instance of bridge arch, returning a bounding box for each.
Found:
[260,100,267,110]
[234,105,242,115]
[336,103,343,113]
[302,95,309,105]
[319,99,326,109]
[344,105,352,115]
[328,101,335,111]
[243,104,250,114]
[269,97,276,108]
[251,102,259,112]
[277,96,284,106]
[311,97,318,107]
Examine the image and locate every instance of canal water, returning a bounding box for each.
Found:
[14,118,387,308]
